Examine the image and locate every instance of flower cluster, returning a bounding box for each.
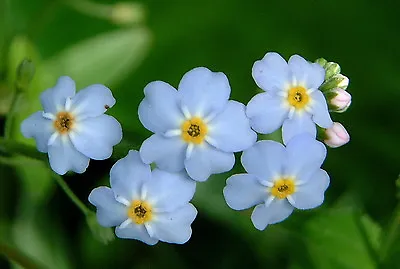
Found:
[21,51,351,244]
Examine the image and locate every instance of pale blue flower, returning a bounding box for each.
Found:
[21,76,122,175]
[248,52,333,144]
[223,134,329,230]
[138,67,257,182]
[89,150,197,245]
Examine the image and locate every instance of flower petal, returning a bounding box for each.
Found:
[115,223,158,245]
[20,111,54,153]
[178,67,230,117]
[246,92,289,134]
[110,150,151,202]
[252,52,290,92]
[148,203,197,244]
[288,55,325,90]
[70,115,122,160]
[184,144,235,182]
[310,90,333,128]
[40,76,76,114]
[282,113,316,145]
[285,134,327,178]
[223,174,267,210]
[140,134,186,172]
[71,84,116,120]
[144,169,196,212]
[251,199,293,230]
[290,169,330,210]
[88,186,127,227]
[138,81,183,134]
[48,135,90,175]
[241,140,285,183]
[207,101,256,152]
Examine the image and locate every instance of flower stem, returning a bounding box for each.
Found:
[379,202,400,263]
[0,241,48,269]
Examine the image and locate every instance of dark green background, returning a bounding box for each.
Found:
[0,0,399,268]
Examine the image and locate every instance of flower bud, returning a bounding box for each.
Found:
[323,122,350,148]
[320,74,349,92]
[324,62,341,80]
[326,88,352,113]
[315,58,327,67]
[15,58,35,92]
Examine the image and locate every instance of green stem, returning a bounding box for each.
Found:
[0,242,48,269]
[379,203,400,263]
[4,91,22,139]
[52,174,90,216]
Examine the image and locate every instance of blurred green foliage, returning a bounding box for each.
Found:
[0,0,399,268]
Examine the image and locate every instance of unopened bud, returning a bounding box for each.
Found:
[315,58,327,67]
[324,62,341,80]
[320,74,349,92]
[110,2,145,25]
[15,59,35,92]
[323,122,350,148]
[326,88,352,113]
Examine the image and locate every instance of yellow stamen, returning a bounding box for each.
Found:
[181,117,208,144]
[270,178,296,199]
[127,200,152,224]
[287,86,309,109]
[54,112,75,134]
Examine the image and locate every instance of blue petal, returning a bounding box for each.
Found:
[241,140,285,183]
[115,223,158,245]
[20,111,54,153]
[144,169,196,212]
[288,55,325,90]
[284,134,327,178]
[223,174,266,210]
[88,186,127,227]
[207,101,256,152]
[48,135,90,175]
[110,150,151,202]
[71,84,116,120]
[282,113,316,145]
[246,92,289,134]
[138,81,183,134]
[70,115,122,160]
[290,169,330,210]
[148,203,197,244]
[140,134,186,172]
[40,76,76,114]
[178,67,230,118]
[251,199,293,230]
[310,90,333,128]
[252,52,289,92]
[184,144,235,182]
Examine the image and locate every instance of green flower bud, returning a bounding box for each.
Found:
[15,59,35,92]
[315,58,327,67]
[319,74,349,92]
[324,62,341,80]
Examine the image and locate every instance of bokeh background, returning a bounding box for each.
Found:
[0,0,399,268]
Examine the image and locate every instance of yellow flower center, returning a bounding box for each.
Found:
[127,200,152,224]
[270,178,296,199]
[181,117,208,144]
[54,112,75,134]
[287,86,309,109]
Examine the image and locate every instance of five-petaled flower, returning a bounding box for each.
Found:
[138,67,257,182]
[248,52,333,144]
[89,150,197,245]
[21,76,122,175]
[223,134,330,230]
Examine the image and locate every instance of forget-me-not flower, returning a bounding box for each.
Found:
[21,76,122,175]
[248,52,333,144]
[89,150,197,245]
[223,134,329,230]
[139,67,256,182]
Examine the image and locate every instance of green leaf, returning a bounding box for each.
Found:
[43,27,151,89]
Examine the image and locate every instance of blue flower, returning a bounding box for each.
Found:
[138,67,257,182]
[223,134,329,230]
[21,76,122,175]
[248,52,333,144]
[89,150,197,245]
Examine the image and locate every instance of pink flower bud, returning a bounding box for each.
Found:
[329,88,352,113]
[324,122,350,148]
